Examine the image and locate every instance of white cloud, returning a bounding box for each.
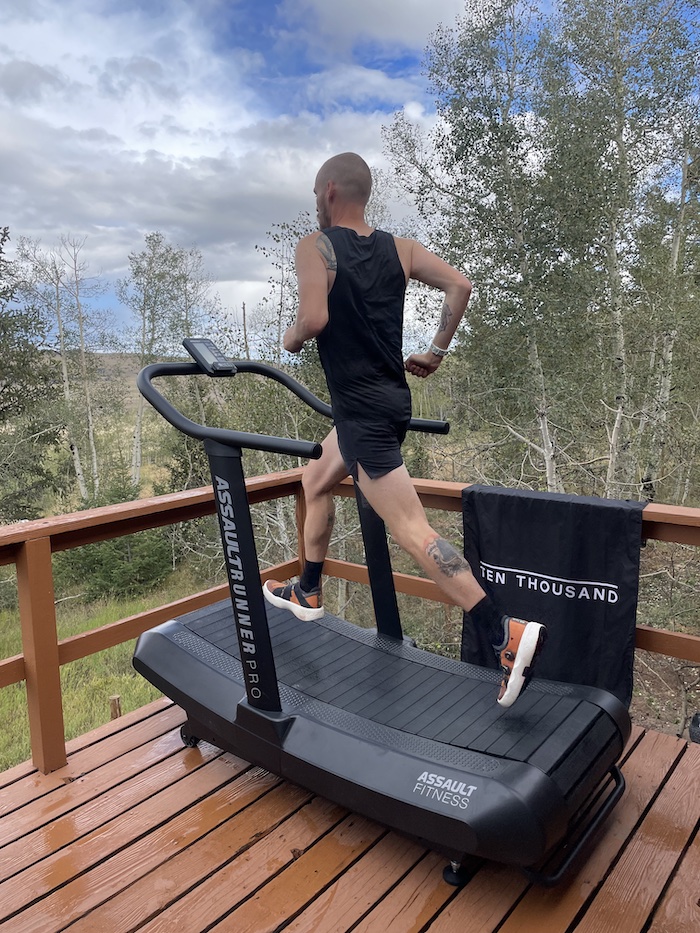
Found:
[279,0,465,56]
[1,0,458,319]
[0,59,69,102]
[299,63,421,110]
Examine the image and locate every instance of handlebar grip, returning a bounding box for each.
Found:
[409,417,450,435]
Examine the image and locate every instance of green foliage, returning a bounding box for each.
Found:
[385,0,700,501]
[0,230,58,420]
[12,234,129,508]
[54,470,174,600]
[0,227,65,520]
[254,212,315,363]
[118,232,216,361]
[55,529,172,600]
[56,530,172,601]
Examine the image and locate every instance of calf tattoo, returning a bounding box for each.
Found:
[425,536,468,578]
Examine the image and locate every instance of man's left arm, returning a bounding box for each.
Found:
[283,234,330,353]
[404,241,472,378]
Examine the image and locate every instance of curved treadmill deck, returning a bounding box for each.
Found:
[133,600,631,869]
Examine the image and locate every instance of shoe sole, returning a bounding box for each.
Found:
[262,581,324,622]
[497,622,547,708]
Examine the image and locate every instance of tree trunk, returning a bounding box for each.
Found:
[66,239,99,499]
[640,329,677,501]
[528,335,564,493]
[639,148,690,499]
[604,222,631,499]
[131,394,145,487]
[53,275,88,501]
[242,302,250,360]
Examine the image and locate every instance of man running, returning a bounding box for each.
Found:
[263,152,545,707]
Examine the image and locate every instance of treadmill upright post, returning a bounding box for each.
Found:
[204,438,282,712]
[354,483,403,639]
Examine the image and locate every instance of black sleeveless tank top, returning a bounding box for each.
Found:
[316,226,411,423]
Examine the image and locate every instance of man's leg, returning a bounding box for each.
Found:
[354,463,486,610]
[354,463,546,707]
[301,428,348,562]
[263,429,348,621]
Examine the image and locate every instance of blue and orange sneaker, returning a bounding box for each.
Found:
[263,580,324,622]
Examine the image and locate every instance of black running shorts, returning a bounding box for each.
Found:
[335,419,409,480]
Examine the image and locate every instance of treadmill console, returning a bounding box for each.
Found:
[183,337,238,375]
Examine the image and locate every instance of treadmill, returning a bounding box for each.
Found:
[133,338,631,885]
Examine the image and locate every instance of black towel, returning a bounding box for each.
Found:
[461,485,645,706]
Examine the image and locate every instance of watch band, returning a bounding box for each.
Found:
[429,342,449,357]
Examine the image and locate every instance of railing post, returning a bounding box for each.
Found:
[16,537,67,773]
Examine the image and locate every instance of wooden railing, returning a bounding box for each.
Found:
[2,468,700,774]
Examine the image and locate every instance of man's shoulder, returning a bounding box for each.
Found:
[391,234,417,265]
[390,233,416,246]
[298,230,324,248]
[296,230,327,262]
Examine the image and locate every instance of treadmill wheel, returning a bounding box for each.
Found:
[180,725,200,748]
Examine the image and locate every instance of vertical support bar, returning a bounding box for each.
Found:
[295,484,308,577]
[205,439,281,712]
[354,482,403,639]
[16,537,67,773]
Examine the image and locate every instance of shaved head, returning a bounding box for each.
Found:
[316,152,372,206]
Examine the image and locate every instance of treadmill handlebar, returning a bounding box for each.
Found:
[137,358,449,459]
[231,361,450,435]
[137,362,322,459]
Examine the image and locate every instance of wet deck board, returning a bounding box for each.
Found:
[1,699,699,933]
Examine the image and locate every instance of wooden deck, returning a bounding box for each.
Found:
[1,699,698,932]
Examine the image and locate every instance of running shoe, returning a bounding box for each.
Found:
[263,580,324,622]
[495,617,547,708]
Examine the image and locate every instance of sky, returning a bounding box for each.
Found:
[1,0,466,317]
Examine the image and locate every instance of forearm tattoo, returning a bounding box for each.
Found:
[316,233,337,270]
[425,536,469,578]
[438,300,453,334]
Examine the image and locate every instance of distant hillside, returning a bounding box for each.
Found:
[93,353,143,409]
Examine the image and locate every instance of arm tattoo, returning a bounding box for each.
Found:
[316,233,337,271]
[425,537,469,579]
[437,300,453,334]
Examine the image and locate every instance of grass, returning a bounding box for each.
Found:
[0,567,216,772]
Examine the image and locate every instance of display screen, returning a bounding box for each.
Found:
[193,341,219,365]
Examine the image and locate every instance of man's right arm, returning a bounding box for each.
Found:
[283,234,330,353]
